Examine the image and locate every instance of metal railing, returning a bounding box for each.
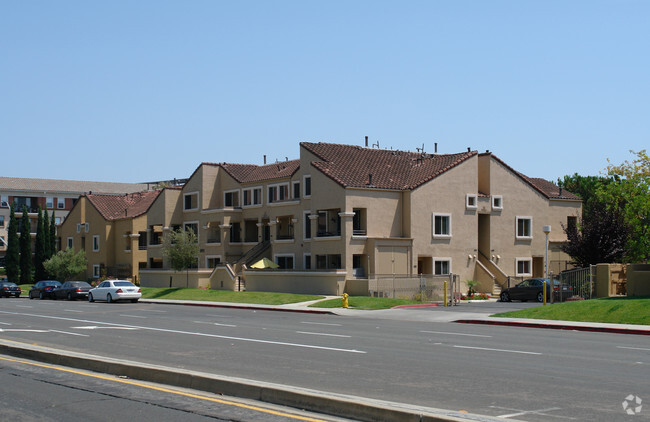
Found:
[555,266,595,300]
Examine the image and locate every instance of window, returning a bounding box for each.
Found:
[567,216,578,233]
[315,254,341,269]
[92,235,100,252]
[67,237,73,249]
[206,256,221,268]
[76,223,81,233]
[184,222,199,237]
[0,236,5,248]
[85,223,89,232]
[353,208,366,236]
[57,198,65,209]
[55,217,61,225]
[268,183,289,203]
[138,231,147,250]
[303,211,312,239]
[492,195,503,211]
[432,213,451,238]
[516,258,532,276]
[243,187,262,207]
[230,222,241,243]
[275,255,294,269]
[466,194,477,209]
[516,217,532,239]
[434,259,451,275]
[293,181,300,199]
[46,197,54,209]
[0,215,4,228]
[93,265,100,278]
[303,253,311,270]
[224,190,240,207]
[317,209,341,237]
[0,195,8,207]
[184,192,198,211]
[303,176,311,197]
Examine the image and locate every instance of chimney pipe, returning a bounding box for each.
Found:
[434,142,438,153]
[365,136,368,147]
[467,147,471,152]
[264,155,267,165]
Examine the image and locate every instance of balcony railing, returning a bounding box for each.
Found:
[317,231,341,237]
[353,229,367,236]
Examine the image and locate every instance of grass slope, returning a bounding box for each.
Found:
[140,287,323,305]
[309,296,421,310]
[492,297,650,325]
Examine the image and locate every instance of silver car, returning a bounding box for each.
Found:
[88,280,141,303]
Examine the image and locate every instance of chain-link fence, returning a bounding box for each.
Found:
[369,274,458,304]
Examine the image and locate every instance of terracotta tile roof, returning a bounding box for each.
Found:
[0,177,149,194]
[301,142,476,190]
[220,161,300,183]
[482,153,581,200]
[86,190,162,221]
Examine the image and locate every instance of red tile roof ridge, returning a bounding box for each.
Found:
[85,190,162,221]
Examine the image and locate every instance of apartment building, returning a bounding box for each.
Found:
[57,141,582,294]
[0,177,149,261]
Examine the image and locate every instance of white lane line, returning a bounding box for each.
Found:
[618,346,650,352]
[453,345,541,355]
[0,329,49,333]
[495,407,568,419]
[300,322,342,327]
[71,326,139,330]
[0,310,366,354]
[420,330,492,338]
[119,315,147,319]
[49,329,89,337]
[140,309,167,313]
[296,331,351,338]
[65,309,84,313]
[15,305,32,308]
[193,321,237,328]
[0,322,12,326]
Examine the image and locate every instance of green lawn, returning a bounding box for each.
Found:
[140,287,323,305]
[492,297,650,325]
[309,296,422,310]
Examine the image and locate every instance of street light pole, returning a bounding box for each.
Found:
[543,225,551,304]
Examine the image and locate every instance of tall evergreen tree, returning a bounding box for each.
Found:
[34,207,47,281]
[43,209,51,259]
[50,211,57,255]
[5,204,20,283]
[19,206,33,284]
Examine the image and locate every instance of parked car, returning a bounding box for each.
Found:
[500,278,573,303]
[29,280,62,299]
[53,281,93,301]
[0,282,21,298]
[88,280,141,303]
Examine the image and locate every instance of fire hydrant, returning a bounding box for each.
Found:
[342,293,349,308]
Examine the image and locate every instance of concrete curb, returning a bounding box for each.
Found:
[0,339,516,422]
[140,299,336,315]
[455,319,650,335]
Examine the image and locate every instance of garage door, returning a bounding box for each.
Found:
[377,246,409,275]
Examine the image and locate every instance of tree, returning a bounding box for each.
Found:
[43,248,87,282]
[34,207,47,281]
[598,150,650,262]
[561,206,630,267]
[5,204,20,283]
[49,211,57,258]
[19,206,33,284]
[43,209,51,259]
[557,173,611,217]
[162,227,199,287]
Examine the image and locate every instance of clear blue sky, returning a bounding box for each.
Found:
[2,1,648,184]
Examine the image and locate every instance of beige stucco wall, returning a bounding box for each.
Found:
[139,269,212,288]
[626,264,650,297]
[243,269,346,295]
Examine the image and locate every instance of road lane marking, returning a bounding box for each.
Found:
[490,406,572,419]
[0,355,331,422]
[119,315,147,318]
[300,322,342,327]
[15,305,32,308]
[618,346,650,352]
[0,329,49,333]
[296,331,351,338]
[140,309,167,313]
[65,309,84,313]
[0,322,12,326]
[453,345,541,355]
[420,330,492,338]
[71,326,139,330]
[0,310,366,354]
[49,329,89,337]
[193,321,237,327]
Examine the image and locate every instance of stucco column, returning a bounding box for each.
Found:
[256,222,264,242]
[308,214,318,239]
[268,220,277,242]
[339,212,355,275]
[129,233,140,278]
[219,224,231,244]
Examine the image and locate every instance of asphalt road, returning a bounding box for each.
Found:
[0,299,648,421]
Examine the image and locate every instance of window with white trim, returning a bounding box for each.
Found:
[0,195,8,207]
[303,253,311,270]
[93,265,101,278]
[516,258,532,276]
[434,259,451,275]
[292,181,300,199]
[466,194,477,209]
[224,189,240,207]
[432,213,452,238]
[92,235,100,252]
[268,183,289,203]
[0,215,4,228]
[516,216,532,239]
[46,197,54,209]
[76,224,81,233]
[57,198,65,209]
[85,223,89,232]
[206,255,221,268]
[303,176,311,198]
[492,195,503,210]
[242,187,262,207]
[275,254,294,269]
[184,192,199,211]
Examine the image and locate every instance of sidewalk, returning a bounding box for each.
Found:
[140,297,650,336]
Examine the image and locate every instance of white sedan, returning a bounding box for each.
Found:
[88,280,141,303]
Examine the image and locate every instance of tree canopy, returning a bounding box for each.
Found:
[162,227,199,287]
[43,248,87,282]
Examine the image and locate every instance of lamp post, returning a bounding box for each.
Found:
[543,225,551,304]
